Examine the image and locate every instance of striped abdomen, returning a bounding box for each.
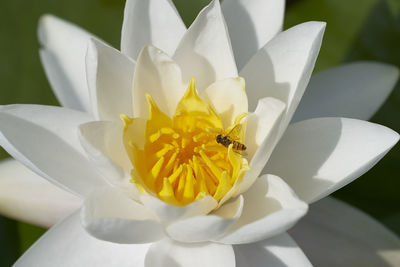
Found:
[232,140,247,151]
[216,134,247,151]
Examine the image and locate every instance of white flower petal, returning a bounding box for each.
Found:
[14,211,150,267]
[38,15,97,112]
[78,122,125,180]
[78,121,131,174]
[202,77,248,128]
[133,46,186,118]
[293,62,400,122]
[216,175,308,244]
[241,21,325,137]
[166,195,244,242]
[0,159,82,228]
[78,121,140,200]
[222,0,285,70]
[86,39,135,121]
[290,197,400,267]
[0,105,108,197]
[145,238,235,267]
[81,187,164,244]
[234,233,312,267]
[239,97,286,195]
[266,118,400,203]
[121,0,186,59]
[140,194,217,224]
[173,0,238,91]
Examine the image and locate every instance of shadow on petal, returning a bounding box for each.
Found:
[234,233,312,267]
[265,118,343,202]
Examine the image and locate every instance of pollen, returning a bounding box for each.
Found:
[121,77,249,206]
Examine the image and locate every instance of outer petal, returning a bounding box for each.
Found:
[133,46,186,118]
[121,0,186,59]
[202,77,248,128]
[234,233,312,267]
[241,21,325,137]
[140,194,217,224]
[173,0,238,91]
[265,118,400,203]
[0,159,81,228]
[81,187,164,244]
[86,39,135,121]
[239,97,286,195]
[293,62,400,122]
[145,238,235,267]
[216,175,308,244]
[38,15,97,112]
[14,211,150,267]
[0,105,108,197]
[222,0,285,70]
[290,197,400,267]
[166,196,244,242]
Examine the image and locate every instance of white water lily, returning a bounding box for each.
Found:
[0,0,399,266]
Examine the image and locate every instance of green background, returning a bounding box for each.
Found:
[0,0,399,265]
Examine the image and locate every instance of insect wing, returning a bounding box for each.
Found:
[226,124,244,142]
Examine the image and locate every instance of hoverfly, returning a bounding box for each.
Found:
[215,123,247,152]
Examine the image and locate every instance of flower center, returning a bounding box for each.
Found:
[121,78,249,206]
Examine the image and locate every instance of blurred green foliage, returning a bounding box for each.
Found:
[0,218,19,267]
[0,0,399,265]
[285,0,378,71]
[338,0,400,234]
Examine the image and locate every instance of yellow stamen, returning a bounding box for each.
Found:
[199,150,222,179]
[168,165,183,186]
[159,178,178,204]
[176,166,186,201]
[183,165,195,204]
[150,156,165,184]
[121,77,249,206]
[214,171,230,201]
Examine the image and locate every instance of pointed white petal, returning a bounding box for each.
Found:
[217,175,308,244]
[78,121,125,179]
[166,196,243,242]
[140,194,217,224]
[133,46,186,118]
[15,211,150,267]
[241,21,325,137]
[78,121,141,200]
[81,187,164,244]
[173,0,238,91]
[121,0,186,59]
[290,197,400,267]
[266,118,399,203]
[0,159,81,228]
[38,15,98,112]
[222,0,285,69]
[239,97,285,195]
[0,105,108,197]
[145,238,235,267]
[78,121,131,175]
[234,233,312,267]
[86,39,135,121]
[293,62,400,122]
[202,77,248,128]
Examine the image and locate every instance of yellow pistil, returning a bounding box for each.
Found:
[122,77,249,206]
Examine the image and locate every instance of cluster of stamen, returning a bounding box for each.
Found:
[121,78,248,206]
